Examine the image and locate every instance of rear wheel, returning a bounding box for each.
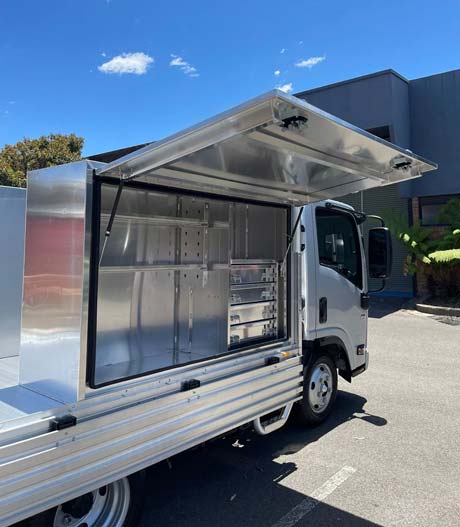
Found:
[296,354,338,425]
[24,472,146,527]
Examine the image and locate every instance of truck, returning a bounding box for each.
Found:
[0,91,436,527]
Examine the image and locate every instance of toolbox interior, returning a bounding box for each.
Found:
[90,181,288,386]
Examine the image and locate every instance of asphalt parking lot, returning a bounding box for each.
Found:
[140,304,460,527]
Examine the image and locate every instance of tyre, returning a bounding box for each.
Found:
[23,471,146,527]
[296,354,338,425]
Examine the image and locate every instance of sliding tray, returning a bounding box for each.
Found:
[229,261,281,348]
[230,300,277,325]
[230,261,277,285]
[230,319,277,346]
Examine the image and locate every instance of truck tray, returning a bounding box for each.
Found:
[230,301,276,325]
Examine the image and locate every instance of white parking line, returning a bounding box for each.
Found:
[271,465,357,527]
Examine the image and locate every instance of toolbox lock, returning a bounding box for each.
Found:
[266,356,281,366]
[50,414,77,431]
[181,379,201,391]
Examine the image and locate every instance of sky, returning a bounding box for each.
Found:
[1,0,459,156]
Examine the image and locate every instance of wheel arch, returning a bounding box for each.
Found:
[302,337,353,383]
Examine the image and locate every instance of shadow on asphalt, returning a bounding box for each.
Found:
[140,391,387,527]
[272,390,387,457]
[368,297,407,319]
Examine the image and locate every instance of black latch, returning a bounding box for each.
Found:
[181,379,201,391]
[282,115,308,129]
[266,356,280,366]
[391,157,412,170]
[50,414,77,431]
[361,293,370,310]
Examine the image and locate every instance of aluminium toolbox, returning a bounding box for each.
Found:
[229,261,279,347]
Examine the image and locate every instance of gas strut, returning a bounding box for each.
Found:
[99,179,124,265]
[282,206,304,271]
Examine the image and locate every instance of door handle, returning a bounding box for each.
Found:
[319,297,327,323]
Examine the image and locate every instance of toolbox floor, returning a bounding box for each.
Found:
[0,356,60,423]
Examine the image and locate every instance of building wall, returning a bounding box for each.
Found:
[299,70,400,132]
[400,70,460,198]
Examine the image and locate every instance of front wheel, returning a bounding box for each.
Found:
[23,471,146,527]
[296,354,338,425]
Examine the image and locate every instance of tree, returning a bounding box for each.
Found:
[0,133,84,188]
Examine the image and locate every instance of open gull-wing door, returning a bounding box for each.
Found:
[97,90,436,204]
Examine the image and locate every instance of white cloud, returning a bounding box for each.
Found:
[277,82,293,93]
[169,54,199,77]
[274,69,281,76]
[101,52,107,57]
[280,48,286,54]
[98,52,154,75]
[294,56,325,69]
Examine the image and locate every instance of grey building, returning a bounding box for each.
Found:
[296,68,460,297]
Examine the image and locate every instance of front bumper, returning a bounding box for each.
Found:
[351,349,369,378]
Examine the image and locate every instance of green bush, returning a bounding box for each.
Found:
[426,249,460,298]
[383,199,460,300]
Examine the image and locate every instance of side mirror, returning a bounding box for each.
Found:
[368,227,392,279]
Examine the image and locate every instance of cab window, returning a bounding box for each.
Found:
[316,207,362,289]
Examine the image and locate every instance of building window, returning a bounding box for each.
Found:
[419,195,460,226]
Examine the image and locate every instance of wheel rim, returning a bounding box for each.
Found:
[53,478,130,527]
[308,362,333,414]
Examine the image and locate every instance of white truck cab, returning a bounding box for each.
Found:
[304,201,369,372]
[297,200,392,423]
[0,91,435,527]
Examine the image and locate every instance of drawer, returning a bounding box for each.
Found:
[230,265,276,285]
[230,320,277,346]
[230,301,276,325]
[230,283,276,304]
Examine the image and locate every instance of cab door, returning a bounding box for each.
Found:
[313,203,367,372]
